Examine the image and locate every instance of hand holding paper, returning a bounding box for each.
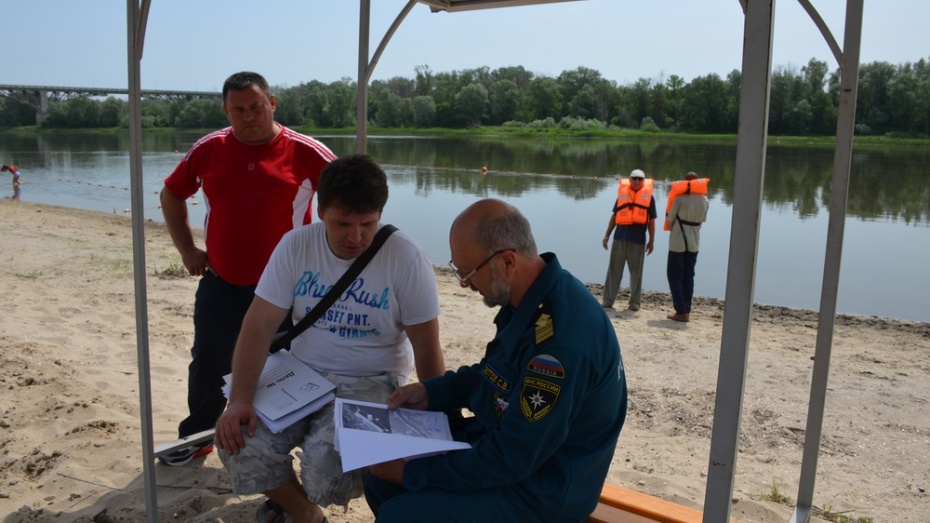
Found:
[334,398,471,472]
[368,458,407,484]
[385,381,429,411]
[221,349,336,433]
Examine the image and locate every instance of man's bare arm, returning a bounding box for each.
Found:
[160,187,212,275]
[405,318,445,380]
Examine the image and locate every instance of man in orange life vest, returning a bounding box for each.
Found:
[665,172,709,322]
[601,169,657,311]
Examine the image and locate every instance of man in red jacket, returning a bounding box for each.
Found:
[159,71,336,465]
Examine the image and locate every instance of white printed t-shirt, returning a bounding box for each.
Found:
[256,222,440,382]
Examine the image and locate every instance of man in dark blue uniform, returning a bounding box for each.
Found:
[365,198,627,523]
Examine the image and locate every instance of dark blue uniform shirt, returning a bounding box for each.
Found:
[406,253,627,522]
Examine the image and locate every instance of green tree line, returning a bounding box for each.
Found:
[2,57,928,137]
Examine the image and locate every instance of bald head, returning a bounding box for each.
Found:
[451,198,537,257]
[449,199,544,308]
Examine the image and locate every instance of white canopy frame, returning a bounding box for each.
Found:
[124,1,863,521]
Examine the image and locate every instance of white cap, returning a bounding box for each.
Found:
[629,169,646,179]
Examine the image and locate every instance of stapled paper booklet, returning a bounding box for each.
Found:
[222,349,336,433]
[333,398,471,472]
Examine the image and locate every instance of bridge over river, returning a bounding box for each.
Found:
[0,84,221,124]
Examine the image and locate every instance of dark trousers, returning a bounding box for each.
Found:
[667,250,699,314]
[178,273,293,437]
[364,474,581,523]
[178,272,257,438]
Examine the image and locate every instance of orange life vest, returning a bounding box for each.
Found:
[614,179,654,225]
[664,178,709,230]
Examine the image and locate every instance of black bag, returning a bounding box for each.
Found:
[269,329,292,352]
[269,224,397,353]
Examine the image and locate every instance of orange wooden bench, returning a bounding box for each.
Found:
[587,483,710,523]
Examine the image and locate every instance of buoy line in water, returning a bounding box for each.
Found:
[379,163,632,181]
[34,162,675,216]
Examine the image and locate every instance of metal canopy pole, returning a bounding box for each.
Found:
[356,0,371,154]
[355,0,417,154]
[126,0,158,521]
[703,1,776,521]
[354,0,581,153]
[790,1,864,521]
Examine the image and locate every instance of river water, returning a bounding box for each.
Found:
[2,132,928,322]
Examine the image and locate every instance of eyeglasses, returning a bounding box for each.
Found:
[448,249,511,285]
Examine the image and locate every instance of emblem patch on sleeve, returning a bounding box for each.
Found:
[527,354,565,379]
[493,392,510,417]
[520,376,560,422]
[534,312,554,345]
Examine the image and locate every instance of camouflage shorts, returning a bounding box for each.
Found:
[219,372,397,509]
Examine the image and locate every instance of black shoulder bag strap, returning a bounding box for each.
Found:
[270,224,398,352]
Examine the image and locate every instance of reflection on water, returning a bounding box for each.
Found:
[1,132,927,322]
[339,135,930,226]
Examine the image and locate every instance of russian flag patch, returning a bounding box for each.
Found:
[527,354,565,379]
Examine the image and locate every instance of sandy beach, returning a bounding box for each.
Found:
[0,199,927,523]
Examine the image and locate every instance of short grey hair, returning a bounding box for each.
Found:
[475,211,537,257]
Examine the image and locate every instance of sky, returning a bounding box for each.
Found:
[1,0,928,92]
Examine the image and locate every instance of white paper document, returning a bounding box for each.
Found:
[334,398,471,472]
[222,349,336,433]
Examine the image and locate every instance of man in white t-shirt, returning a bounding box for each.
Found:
[215,155,446,523]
